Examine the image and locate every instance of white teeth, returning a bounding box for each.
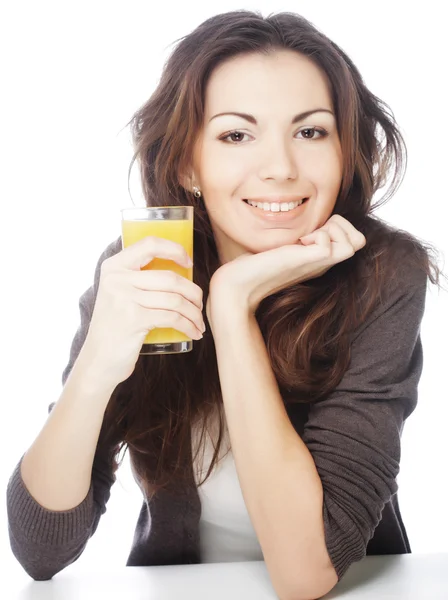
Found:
[246,199,305,212]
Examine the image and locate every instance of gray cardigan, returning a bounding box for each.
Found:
[6,237,428,582]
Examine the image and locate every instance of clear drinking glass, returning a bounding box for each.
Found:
[121,206,194,355]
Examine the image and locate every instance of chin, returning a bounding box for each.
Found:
[245,233,302,253]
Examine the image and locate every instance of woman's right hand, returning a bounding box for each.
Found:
[81,236,205,388]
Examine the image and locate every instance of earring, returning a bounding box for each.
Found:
[193,186,202,198]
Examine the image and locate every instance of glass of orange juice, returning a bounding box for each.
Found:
[121,206,194,355]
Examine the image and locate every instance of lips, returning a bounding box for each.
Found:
[241,196,310,222]
[243,198,309,210]
[243,197,309,205]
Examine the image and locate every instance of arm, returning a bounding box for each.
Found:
[6,238,122,580]
[208,303,337,600]
[207,265,427,600]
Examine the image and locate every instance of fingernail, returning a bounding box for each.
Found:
[187,257,193,267]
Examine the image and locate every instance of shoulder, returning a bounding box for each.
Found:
[352,217,429,339]
[362,216,428,294]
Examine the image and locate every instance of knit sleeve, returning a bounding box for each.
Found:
[61,237,123,387]
[6,237,123,581]
[301,265,428,581]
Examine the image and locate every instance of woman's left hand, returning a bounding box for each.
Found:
[207,214,366,320]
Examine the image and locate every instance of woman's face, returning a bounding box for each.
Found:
[189,49,343,263]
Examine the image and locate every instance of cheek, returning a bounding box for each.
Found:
[304,148,342,190]
[199,146,250,192]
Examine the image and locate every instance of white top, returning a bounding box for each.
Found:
[191,409,264,563]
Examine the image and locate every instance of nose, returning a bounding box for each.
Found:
[257,137,298,182]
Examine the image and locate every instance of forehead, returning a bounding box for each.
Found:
[204,50,332,116]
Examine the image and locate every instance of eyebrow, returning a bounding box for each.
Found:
[208,108,334,125]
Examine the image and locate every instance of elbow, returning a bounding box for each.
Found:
[277,565,338,600]
[18,554,76,581]
[9,545,62,581]
[26,568,57,582]
[9,530,87,582]
[17,549,86,582]
[11,547,66,581]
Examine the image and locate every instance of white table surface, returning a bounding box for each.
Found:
[6,553,448,599]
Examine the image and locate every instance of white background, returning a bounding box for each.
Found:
[1,0,447,577]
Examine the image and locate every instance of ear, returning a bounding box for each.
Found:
[178,167,194,193]
[178,175,191,193]
[178,162,201,194]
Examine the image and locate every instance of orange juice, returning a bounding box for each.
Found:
[121,218,193,345]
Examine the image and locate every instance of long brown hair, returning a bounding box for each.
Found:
[100,10,446,499]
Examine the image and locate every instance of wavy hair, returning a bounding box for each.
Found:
[100,10,446,498]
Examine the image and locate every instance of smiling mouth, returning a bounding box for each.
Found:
[243,198,309,213]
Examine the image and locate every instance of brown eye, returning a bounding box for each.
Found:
[302,128,315,138]
[297,127,328,140]
[229,132,244,142]
[219,131,250,144]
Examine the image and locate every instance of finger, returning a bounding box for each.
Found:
[133,289,205,333]
[325,223,356,259]
[300,221,356,250]
[315,230,332,245]
[299,227,351,261]
[293,231,332,261]
[139,308,204,340]
[300,229,332,246]
[326,222,352,245]
[326,215,366,249]
[115,236,192,271]
[311,224,356,262]
[128,270,203,310]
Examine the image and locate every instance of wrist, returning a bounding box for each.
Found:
[207,289,253,331]
[72,341,120,398]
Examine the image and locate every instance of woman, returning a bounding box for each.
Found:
[7,10,445,599]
